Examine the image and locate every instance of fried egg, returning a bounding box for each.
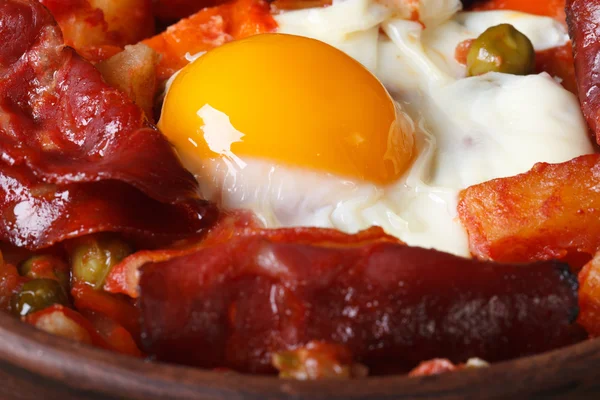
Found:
[158,0,594,257]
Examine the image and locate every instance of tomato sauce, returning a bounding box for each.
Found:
[471,0,566,22]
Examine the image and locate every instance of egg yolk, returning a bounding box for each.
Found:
[158,33,414,184]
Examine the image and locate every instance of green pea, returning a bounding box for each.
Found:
[11,279,68,317]
[18,255,69,290]
[467,24,535,77]
[70,235,132,289]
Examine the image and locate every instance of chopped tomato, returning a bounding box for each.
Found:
[471,0,566,22]
[455,39,474,66]
[408,359,458,377]
[82,310,143,357]
[0,263,24,312]
[71,283,140,338]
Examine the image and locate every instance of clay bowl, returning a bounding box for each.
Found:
[0,310,598,400]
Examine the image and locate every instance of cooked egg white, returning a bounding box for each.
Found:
[192,106,469,255]
[160,0,593,257]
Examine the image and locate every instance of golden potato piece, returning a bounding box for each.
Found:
[579,251,600,337]
[458,154,600,263]
[142,0,277,82]
[89,0,155,45]
[40,0,154,62]
[96,44,160,119]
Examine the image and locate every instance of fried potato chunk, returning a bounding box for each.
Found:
[97,44,159,119]
[458,154,600,263]
[152,0,228,21]
[39,0,155,62]
[89,0,155,44]
[579,252,600,337]
[142,0,277,82]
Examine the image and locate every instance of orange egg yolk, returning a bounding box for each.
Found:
[158,33,414,185]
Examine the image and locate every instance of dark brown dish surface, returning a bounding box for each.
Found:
[0,312,599,400]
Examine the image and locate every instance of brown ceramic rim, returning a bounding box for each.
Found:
[0,310,598,399]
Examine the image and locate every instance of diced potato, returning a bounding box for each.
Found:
[96,44,159,119]
[578,252,600,336]
[90,0,155,45]
[143,0,277,81]
[458,154,600,263]
[40,0,154,62]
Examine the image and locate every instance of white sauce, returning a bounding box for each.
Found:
[380,17,591,188]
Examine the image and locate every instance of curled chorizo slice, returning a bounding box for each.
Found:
[0,0,216,249]
[567,0,600,142]
[136,214,584,373]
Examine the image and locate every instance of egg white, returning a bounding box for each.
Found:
[181,103,470,256]
[166,0,594,258]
